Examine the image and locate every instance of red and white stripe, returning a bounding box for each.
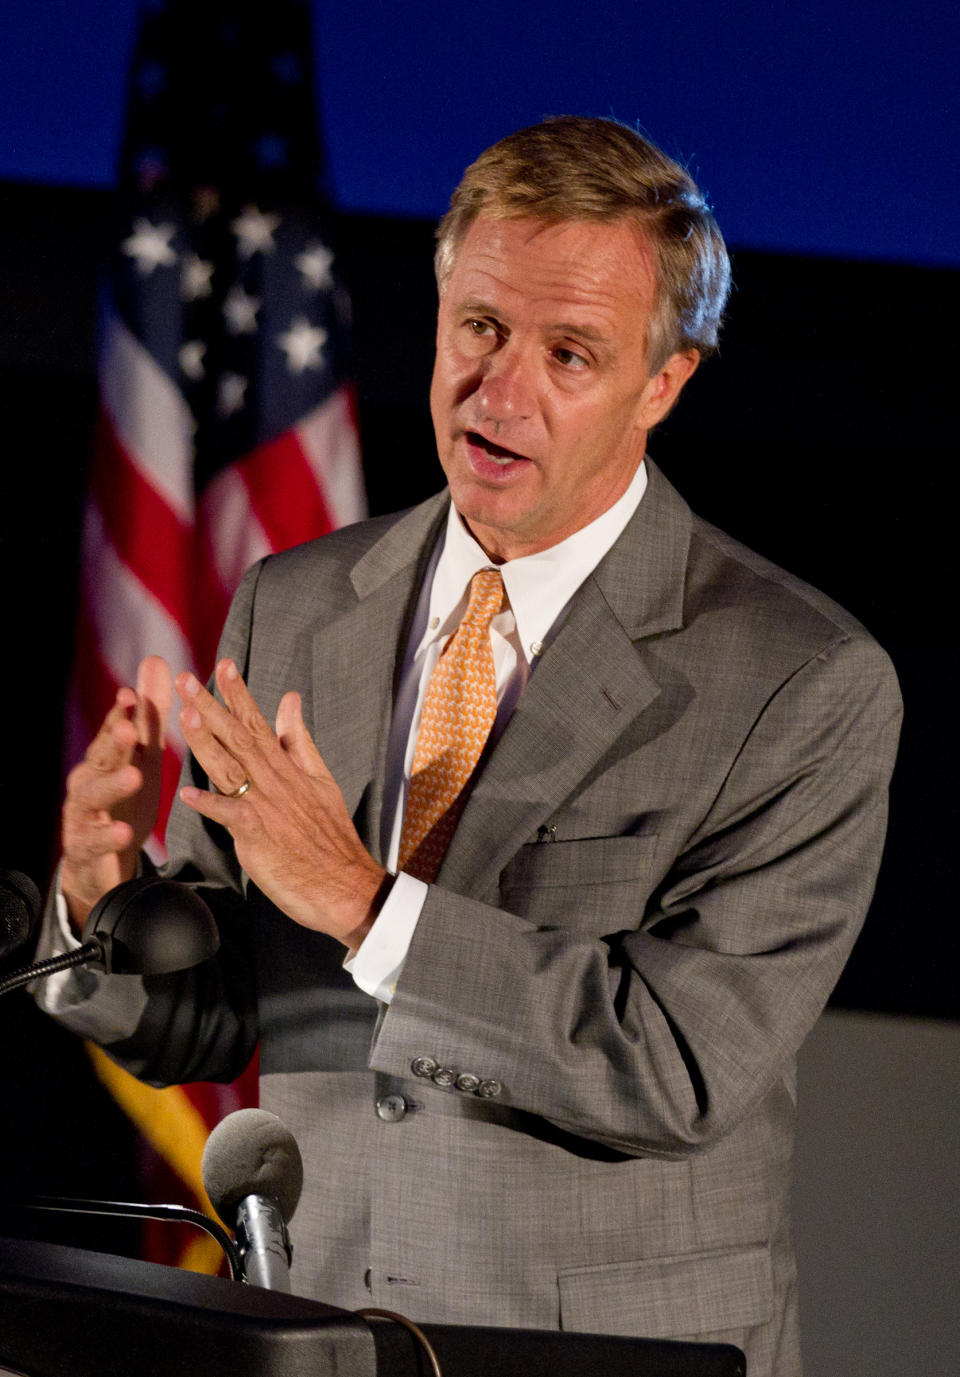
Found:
[72,311,365,856]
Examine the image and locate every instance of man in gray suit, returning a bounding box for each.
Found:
[44,118,901,1376]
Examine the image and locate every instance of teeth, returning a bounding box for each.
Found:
[469,432,523,464]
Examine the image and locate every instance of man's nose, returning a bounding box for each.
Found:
[476,346,535,425]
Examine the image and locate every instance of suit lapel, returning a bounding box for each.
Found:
[306,461,692,887]
[437,461,692,898]
[308,495,448,861]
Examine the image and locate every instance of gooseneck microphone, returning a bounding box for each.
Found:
[202,1109,304,1292]
[0,875,220,998]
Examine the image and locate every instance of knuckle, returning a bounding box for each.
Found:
[64,831,100,864]
[245,711,272,743]
[66,763,88,794]
[228,724,255,758]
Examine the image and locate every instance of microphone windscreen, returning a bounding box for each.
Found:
[0,870,42,960]
[202,1109,304,1228]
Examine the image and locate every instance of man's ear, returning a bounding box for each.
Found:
[638,349,700,429]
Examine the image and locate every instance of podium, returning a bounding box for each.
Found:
[0,1237,745,1376]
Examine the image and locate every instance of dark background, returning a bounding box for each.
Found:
[0,0,957,1225]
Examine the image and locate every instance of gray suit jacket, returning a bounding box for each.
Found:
[44,460,902,1377]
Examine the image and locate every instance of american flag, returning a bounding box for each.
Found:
[71,0,365,1271]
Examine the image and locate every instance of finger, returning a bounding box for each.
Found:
[62,815,136,866]
[176,667,263,755]
[215,658,274,740]
[179,699,251,796]
[175,670,231,736]
[179,784,242,829]
[178,662,278,785]
[275,692,328,778]
[65,760,142,813]
[134,655,172,750]
[85,689,139,771]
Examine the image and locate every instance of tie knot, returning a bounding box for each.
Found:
[462,569,504,631]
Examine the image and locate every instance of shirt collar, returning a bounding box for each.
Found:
[425,460,648,664]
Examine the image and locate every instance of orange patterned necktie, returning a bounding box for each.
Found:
[398,569,504,882]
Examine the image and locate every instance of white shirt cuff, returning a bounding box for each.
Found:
[344,871,428,1004]
[31,878,86,1011]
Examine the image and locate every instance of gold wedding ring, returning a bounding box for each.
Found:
[228,778,252,798]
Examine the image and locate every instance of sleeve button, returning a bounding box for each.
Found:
[411,1056,439,1079]
[477,1079,502,1099]
[431,1066,459,1089]
[455,1073,480,1094]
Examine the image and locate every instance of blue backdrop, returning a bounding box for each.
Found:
[2,0,957,266]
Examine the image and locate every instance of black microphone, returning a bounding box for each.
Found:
[0,869,42,961]
[0,875,219,998]
[202,1109,304,1292]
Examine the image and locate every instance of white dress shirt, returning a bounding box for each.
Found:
[346,460,648,1002]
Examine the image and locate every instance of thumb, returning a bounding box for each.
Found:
[135,655,172,750]
[276,691,326,776]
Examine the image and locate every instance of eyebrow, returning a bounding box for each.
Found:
[547,321,609,345]
[456,297,502,320]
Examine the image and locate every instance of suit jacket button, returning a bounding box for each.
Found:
[455,1073,480,1094]
[376,1094,408,1122]
[431,1066,459,1089]
[477,1079,502,1099]
[411,1056,438,1079]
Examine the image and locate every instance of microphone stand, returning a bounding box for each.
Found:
[1,1196,242,1281]
[0,943,104,997]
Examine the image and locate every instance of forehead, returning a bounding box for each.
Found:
[445,215,658,331]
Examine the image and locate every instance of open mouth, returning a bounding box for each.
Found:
[467,432,529,466]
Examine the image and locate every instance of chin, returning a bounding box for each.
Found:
[453,484,519,529]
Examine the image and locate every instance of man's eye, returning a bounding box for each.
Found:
[460,318,500,354]
[554,346,588,370]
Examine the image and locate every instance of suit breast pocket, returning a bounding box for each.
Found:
[498,834,660,936]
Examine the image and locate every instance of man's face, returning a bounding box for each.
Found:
[430,214,698,562]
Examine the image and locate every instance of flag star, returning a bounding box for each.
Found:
[223,284,261,334]
[181,253,214,300]
[217,372,247,417]
[277,317,327,373]
[122,218,177,274]
[179,340,206,380]
[295,242,334,290]
[231,205,281,259]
